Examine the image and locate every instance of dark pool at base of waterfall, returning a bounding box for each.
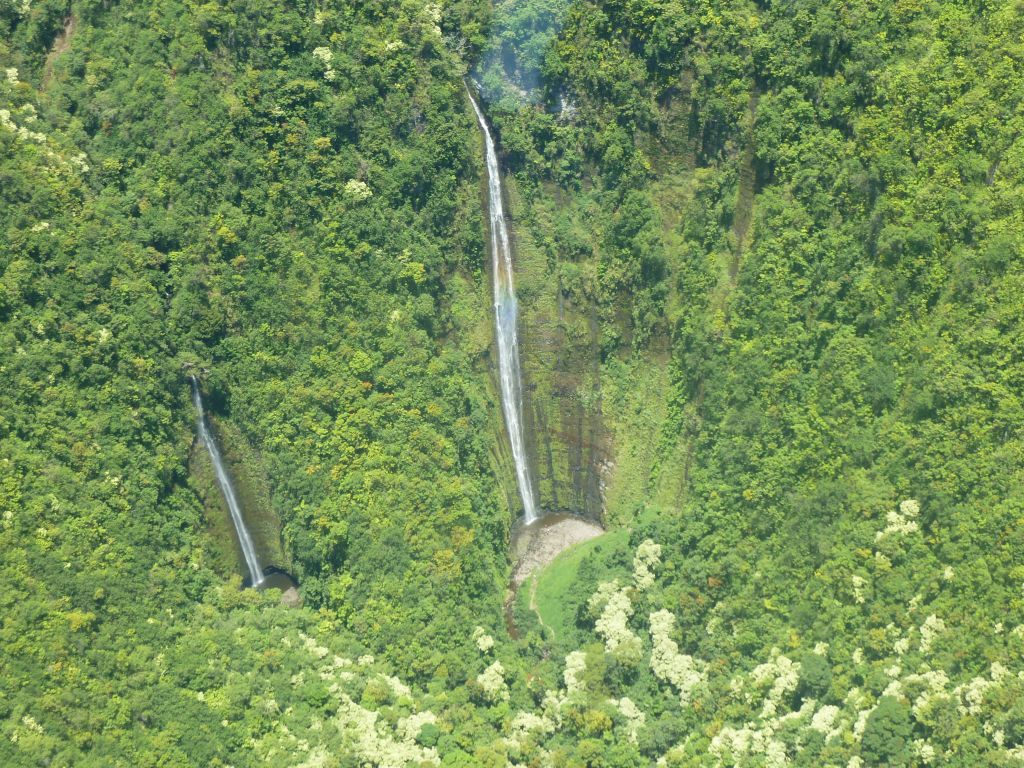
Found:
[244,566,298,591]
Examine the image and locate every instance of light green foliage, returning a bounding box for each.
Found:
[530,528,628,640]
[0,0,505,762]
[3,0,1024,764]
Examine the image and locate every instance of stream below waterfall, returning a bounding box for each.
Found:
[504,512,605,638]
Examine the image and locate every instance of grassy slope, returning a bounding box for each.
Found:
[526,527,629,640]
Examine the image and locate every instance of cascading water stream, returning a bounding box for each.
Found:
[468,88,540,525]
[190,376,265,586]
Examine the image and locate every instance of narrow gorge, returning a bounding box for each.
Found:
[190,376,266,587]
[467,86,540,526]
[468,87,607,617]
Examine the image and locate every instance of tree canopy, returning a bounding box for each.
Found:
[2,0,1024,764]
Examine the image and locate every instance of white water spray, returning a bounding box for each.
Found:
[190,376,265,586]
[468,88,540,524]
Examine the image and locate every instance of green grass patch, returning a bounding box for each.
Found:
[531,528,631,642]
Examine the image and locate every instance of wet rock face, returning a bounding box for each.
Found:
[521,291,608,520]
[487,178,618,524]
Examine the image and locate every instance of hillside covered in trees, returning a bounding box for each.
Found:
[2,0,1024,765]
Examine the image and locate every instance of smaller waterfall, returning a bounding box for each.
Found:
[190,376,264,586]
[468,87,540,524]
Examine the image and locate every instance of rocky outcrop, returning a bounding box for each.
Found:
[509,513,605,587]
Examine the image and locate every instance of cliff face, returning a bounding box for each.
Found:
[522,280,606,518]
[478,74,752,528]
[473,91,727,527]
[189,408,289,579]
[491,177,681,527]
[480,178,603,522]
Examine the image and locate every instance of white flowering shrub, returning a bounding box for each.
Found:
[608,697,645,743]
[506,711,554,749]
[748,650,800,718]
[344,178,373,201]
[563,650,586,695]
[422,2,442,36]
[477,660,509,702]
[851,574,867,604]
[955,663,1005,716]
[312,46,337,81]
[809,704,841,736]
[633,538,662,590]
[709,724,788,768]
[380,673,411,700]
[919,614,946,653]
[587,578,618,612]
[903,668,950,716]
[876,498,921,541]
[914,738,938,764]
[0,108,47,143]
[900,498,920,517]
[399,710,437,742]
[473,625,494,653]
[649,609,705,706]
[589,580,642,656]
[333,696,439,767]
[1,73,89,173]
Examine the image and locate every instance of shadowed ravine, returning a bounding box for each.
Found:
[190,376,265,587]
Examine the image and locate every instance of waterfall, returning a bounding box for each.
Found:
[190,376,265,586]
[468,88,540,525]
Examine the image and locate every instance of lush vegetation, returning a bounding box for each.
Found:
[2,0,507,762]
[3,0,1024,764]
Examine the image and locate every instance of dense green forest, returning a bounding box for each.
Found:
[2,0,1024,765]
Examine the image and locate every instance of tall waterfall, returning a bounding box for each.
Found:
[468,89,540,525]
[190,376,265,586]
